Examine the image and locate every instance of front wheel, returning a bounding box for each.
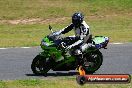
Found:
[83,50,103,74]
[31,55,51,75]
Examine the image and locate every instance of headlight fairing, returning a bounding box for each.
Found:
[41,37,54,47]
[41,40,49,46]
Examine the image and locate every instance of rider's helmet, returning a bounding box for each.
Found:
[72,12,84,27]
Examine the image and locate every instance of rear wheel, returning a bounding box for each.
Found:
[83,50,103,74]
[31,55,51,76]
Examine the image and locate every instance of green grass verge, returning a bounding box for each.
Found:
[0,0,131,22]
[0,0,131,47]
[0,0,131,20]
[0,14,131,47]
[0,77,131,88]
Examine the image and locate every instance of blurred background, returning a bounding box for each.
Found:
[0,0,131,47]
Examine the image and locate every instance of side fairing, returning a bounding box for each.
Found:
[40,36,63,62]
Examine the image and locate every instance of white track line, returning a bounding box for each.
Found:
[0,43,125,49]
[110,43,123,44]
[0,47,31,49]
[0,48,8,49]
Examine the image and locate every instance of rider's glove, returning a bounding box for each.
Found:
[66,45,73,50]
[53,31,61,36]
[60,42,66,48]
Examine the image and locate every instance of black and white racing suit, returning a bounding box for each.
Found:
[58,21,92,54]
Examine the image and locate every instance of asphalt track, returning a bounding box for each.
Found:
[0,43,132,80]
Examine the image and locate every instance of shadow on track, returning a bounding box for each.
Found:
[26,72,79,77]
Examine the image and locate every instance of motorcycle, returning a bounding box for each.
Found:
[31,25,109,75]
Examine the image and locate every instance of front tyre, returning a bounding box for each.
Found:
[31,55,51,76]
[83,50,103,74]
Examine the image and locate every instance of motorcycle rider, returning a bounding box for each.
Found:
[53,12,93,55]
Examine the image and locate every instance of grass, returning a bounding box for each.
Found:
[0,77,131,88]
[0,0,131,47]
[0,0,131,20]
[89,14,132,43]
[0,14,131,47]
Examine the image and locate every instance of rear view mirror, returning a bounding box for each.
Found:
[49,25,53,33]
[49,25,52,30]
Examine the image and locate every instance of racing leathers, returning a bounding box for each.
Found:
[55,21,92,55]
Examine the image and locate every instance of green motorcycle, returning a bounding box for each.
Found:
[31,25,109,75]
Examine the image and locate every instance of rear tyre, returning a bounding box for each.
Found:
[31,55,51,76]
[83,50,103,74]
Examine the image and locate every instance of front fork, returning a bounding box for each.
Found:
[75,54,84,69]
[75,54,87,75]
